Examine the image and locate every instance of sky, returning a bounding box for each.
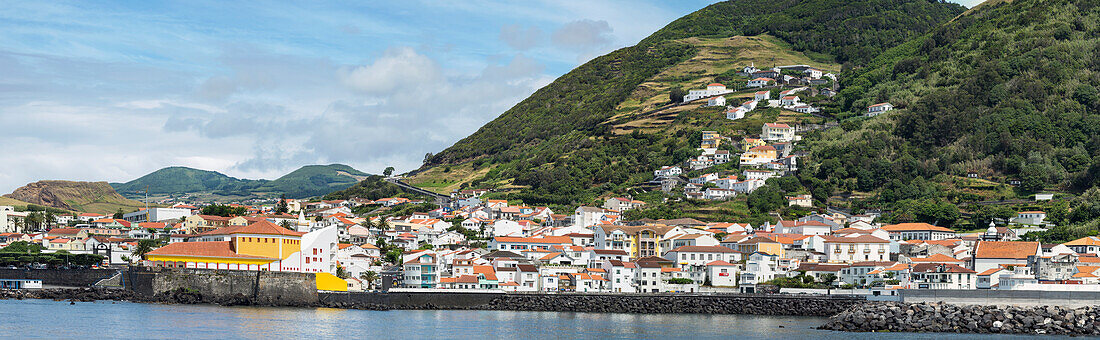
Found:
[0,0,980,193]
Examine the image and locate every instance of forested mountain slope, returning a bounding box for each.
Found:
[411,0,965,207]
[801,0,1100,236]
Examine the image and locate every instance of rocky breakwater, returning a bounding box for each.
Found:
[820,302,1100,336]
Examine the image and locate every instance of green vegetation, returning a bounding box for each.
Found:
[406,0,963,212]
[666,278,695,285]
[111,164,369,200]
[323,175,426,201]
[803,0,1100,230]
[200,204,246,217]
[644,0,964,66]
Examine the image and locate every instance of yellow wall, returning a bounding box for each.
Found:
[235,236,299,259]
[146,254,277,266]
[315,272,348,291]
[281,238,300,259]
[758,243,783,257]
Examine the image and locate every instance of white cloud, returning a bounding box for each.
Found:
[340,47,443,95]
[551,19,615,52]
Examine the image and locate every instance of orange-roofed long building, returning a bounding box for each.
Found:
[882,223,956,241]
[145,220,338,274]
[971,241,1041,274]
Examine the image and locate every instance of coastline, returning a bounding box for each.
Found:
[6,288,1099,336]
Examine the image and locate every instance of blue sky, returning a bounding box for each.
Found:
[0,0,980,193]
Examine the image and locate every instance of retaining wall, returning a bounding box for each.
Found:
[900,289,1100,308]
[320,291,865,316]
[0,268,117,287]
[126,267,318,306]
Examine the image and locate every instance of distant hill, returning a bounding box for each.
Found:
[256,164,371,199]
[4,180,147,214]
[111,164,370,200]
[111,166,259,197]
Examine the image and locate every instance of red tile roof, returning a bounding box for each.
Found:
[974,241,1040,259]
[146,241,277,259]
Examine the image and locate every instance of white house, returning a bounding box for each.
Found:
[819,235,890,263]
[654,166,683,179]
[866,102,894,117]
[792,105,818,114]
[603,197,646,212]
[489,220,524,237]
[684,83,734,102]
[779,96,800,107]
[707,96,726,107]
[1011,211,1046,225]
[746,78,774,88]
[726,106,748,120]
[706,261,740,287]
[753,91,770,101]
[704,188,737,200]
[761,123,795,142]
[741,100,758,111]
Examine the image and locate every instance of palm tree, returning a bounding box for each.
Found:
[360,271,379,290]
[131,240,157,265]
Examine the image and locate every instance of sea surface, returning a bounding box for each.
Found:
[0,299,1078,339]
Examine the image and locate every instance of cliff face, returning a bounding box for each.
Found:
[3,180,145,214]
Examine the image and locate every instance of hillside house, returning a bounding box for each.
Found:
[753,91,770,101]
[603,198,647,212]
[792,105,818,114]
[866,103,894,116]
[761,123,795,142]
[747,77,774,88]
[684,83,733,102]
[739,145,777,166]
[726,106,748,120]
[1011,211,1046,225]
[653,166,682,179]
[707,96,726,107]
[779,96,800,107]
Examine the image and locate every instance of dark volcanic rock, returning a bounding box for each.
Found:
[819,302,1100,336]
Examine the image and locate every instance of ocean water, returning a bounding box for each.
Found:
[0,299,1074,339]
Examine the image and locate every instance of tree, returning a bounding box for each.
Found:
[131,240,158,263]
[383,167,395,177]
[275,195,289,214]
[360,271,379,290]
[423,153,434,165]
[669,87,687,103]
[113,209,124,219]
[819,273,838,287]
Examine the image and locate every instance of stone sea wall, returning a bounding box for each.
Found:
[126,267,319,306]
[320,291,864,316]
[0,268,118,287]
[820,302,1100,336]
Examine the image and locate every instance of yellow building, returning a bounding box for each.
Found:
[596,225,679,259]
[739,145,777,166]
[740,138,766,152]
[146,220,337,274]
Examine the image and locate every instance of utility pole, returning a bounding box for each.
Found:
[144,185,150,223]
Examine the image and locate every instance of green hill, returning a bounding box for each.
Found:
[112,166,259,197]
[410,0,964,208]
[256,164,370,198]
[800,0,1100,236]
[112,164,369,200]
